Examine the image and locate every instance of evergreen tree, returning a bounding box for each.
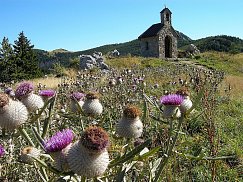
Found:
[13,31,42,80]
[0,37,15,81]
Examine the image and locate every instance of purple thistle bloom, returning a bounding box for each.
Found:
[0,144,5,157]
[70,92,85,101]
[39,89,56,98]
[160,94,184,106]
[4,87,12,94]
[15,81,34,98]
[43,129,74,153]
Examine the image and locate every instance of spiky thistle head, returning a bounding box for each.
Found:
[70,92,85,101]
[80,126,109,152]
[123,105,141,119]
[160,94,184,106]
[85,92,100,100]
[0,93,9,107]
[0,144,4,157]
[39,89,56,98]
[43,129,74,153]
[15,81,34,99]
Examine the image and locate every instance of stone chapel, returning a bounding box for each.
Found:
[138,7,178,58]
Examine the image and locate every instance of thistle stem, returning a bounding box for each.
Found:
[42,96,56,138]
[153,115,184,182]
[18,127,35,147]
[81,176,87,182]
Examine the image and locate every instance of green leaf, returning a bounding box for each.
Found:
[109,139,151,168]
[134,146,160,161]
[30,96,55,123]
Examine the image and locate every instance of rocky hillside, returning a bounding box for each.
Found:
[34,34,243,67]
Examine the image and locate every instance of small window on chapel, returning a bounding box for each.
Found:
[166,13,170,21]
[145,42,149,50]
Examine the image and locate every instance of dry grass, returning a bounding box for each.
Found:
[221,75,243,98]
[30,76,63,89]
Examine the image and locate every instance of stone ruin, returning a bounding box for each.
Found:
[79,52,109,70]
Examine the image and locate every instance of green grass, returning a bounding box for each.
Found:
[106,56,170,69]
[195,52,243,76]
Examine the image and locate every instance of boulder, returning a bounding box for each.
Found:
[186,44,200,55]
[108,49,120,58]
[80,55,96,69]
[79,52,109,70]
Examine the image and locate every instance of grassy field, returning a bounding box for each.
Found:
[0,52,242,181]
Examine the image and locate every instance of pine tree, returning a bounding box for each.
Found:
[13,31,42,80]
[0,37,15,81]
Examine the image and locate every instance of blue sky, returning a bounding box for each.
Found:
[1,0,243,51]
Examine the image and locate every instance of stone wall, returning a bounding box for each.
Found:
[158,27,178,59]
[140,37,159,57]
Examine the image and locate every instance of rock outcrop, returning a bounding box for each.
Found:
[80,52,109,70]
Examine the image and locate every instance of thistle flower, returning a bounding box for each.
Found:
[70,92,85,112]
[123,105,141,118]
[39,89,56,98]
[176,89,193,113]
[5,87,15,97]
[0,144,4,157]
[39,89,56,103]
[160,94,182,118]
[15,81,44,112]
[43,129,74,172]
[160,94,184,106]
[82,92,103,116]
[43,129,74,153]
[67,126,110,178]
[15,81,34,99]
[116,105,143,138]
[20,146,40,163]
[80,126,109,152]
[0,93,28,130]
[70,92,85,101]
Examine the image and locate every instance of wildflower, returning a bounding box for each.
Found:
[82,92,103,116]
[0,145,4,157]
[39,89,56,103]
[176,89,193,113]
[43,129,74,172]
[70,92,85,112]
[39,89,56,98]
[160,94,183,118]
[67,126,110,178]
[0,93,28,130]
[4,87,15,97]
[15,81,44,112]
[15,81,34,99]
[160,94,184,106]
[43,129,73,153]
[70,92,85,101]
[116,105,143,138]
